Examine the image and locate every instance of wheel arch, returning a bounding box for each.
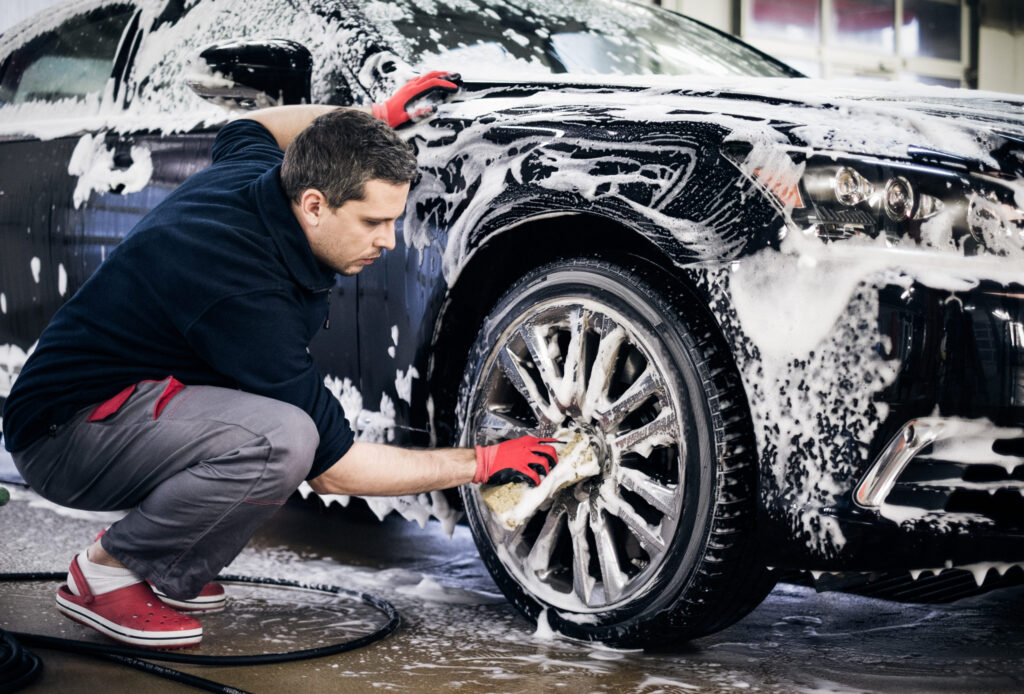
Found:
[424,210,757,467]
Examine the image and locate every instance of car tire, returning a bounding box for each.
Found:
[458,257,773,646]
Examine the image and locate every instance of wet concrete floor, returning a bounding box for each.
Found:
[2,486,1024,694]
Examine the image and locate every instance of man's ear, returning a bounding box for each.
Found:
[297,188,328,227]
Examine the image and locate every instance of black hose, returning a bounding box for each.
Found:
[0,630,42,694]
[0,572,400,694]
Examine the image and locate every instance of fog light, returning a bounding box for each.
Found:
[883,176,914,220]
[914,193,943,220]
[833,167,872,206]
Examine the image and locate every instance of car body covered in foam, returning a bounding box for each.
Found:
[2,0,1023,644]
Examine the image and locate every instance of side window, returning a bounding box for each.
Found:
[0,5,135,106]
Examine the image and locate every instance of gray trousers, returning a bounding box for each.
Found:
[12,379,319,599]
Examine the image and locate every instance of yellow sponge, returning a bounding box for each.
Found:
[481,429,600,530]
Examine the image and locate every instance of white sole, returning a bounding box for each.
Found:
[152,588,226,613]
[56,593,203,648]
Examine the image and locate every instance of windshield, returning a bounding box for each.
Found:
[361,0,796,79]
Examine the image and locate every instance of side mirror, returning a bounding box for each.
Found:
[186,39,312,108]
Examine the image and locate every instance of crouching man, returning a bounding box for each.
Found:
[2,72,558,648]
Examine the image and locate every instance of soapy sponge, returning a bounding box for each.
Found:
[481,428,601,530]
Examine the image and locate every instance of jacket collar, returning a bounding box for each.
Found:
[253,164,336,291]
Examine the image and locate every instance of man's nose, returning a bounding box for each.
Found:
[376,222,396,251]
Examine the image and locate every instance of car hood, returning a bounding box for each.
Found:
[467,73,1024,128]
[704,76,1024,135]
[453,75,1024,174]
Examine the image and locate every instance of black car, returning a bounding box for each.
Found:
[2,0,1023,646]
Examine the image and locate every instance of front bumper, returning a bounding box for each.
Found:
[763,280,1024,571]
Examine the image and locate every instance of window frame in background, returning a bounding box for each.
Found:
[739,0,969,87]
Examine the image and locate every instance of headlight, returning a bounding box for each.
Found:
[728,147,1024,257]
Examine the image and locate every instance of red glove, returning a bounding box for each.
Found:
[372,70,461,128]
[475,436,560,486]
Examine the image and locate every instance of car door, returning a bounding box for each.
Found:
[0,0,367,421]
[0,2,142,404]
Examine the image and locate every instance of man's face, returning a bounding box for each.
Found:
[302,179,410,276]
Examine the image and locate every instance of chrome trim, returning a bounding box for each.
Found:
[854,418,944,509]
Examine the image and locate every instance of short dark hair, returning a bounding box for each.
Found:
[280,108,417,207]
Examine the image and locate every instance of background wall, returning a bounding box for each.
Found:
[656,0,1024,95]
[978,0,1024,93]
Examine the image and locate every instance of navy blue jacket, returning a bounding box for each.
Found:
[3,119,354,479]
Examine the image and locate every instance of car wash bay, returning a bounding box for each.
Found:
[1,486,1023,694]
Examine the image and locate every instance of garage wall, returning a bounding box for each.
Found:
[978,0,1024,93]
[656,0,1024,96]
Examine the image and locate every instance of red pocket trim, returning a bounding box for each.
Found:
[86,385,137,422]
[153,376,186,420]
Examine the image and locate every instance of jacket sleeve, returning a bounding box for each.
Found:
[211,119,283,165]
[182,288,354,480]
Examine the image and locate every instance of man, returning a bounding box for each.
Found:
[2,72,558,648]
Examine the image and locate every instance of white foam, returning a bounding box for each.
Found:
[636,675,700,691]
[532,607,556,642]
[68,133,153,208]
[394,365,419,405]
[0,343,34,399]
[395,576,504,605]
[313,376,464,534]
[906,561,1024,586]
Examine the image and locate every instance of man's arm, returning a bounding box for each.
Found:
[307,442,475,496]
[242,105,347,151]
[308,437,560,496]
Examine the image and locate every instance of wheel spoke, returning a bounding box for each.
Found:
[599,485,667,554]
[613,408,678,457]
[500,514,528,551]
[588,503,627,603]
[580,326,626,422]
[518,322,563,407]
[616,467,679,519]
[525,506,565,577]
[567,501,595,606]
[554,306,588,410]
[497,344,561,425]
[593,365,663,431]
[476,410,536,444]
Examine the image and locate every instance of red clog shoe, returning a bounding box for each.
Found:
[55,556,202,649]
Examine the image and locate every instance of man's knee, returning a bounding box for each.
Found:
[263,402,320,488]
